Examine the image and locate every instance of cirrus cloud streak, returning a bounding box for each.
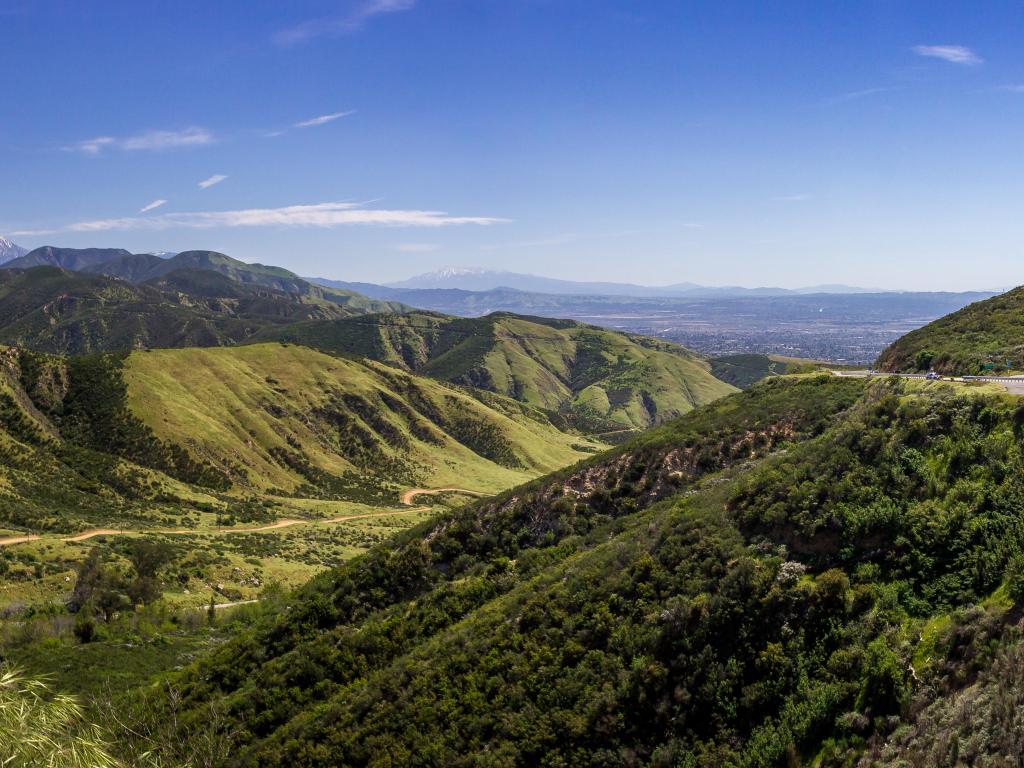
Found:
[67,127,214,155]
[58,202,507,233]
[912,45,982,65]
[198,174,228,189]
[276,0,415,45]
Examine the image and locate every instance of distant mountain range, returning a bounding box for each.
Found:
[382,266,887,297]
[307,276,990,321]
[0,236,27,264]
[2,246,405,311]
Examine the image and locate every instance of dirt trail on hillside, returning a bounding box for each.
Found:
[0,508,426,549]
[400,487,486,505]
[0,534,40,546]
[0,487,485,549]
[64,529,125,542]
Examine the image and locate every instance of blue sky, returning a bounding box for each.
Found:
[2,1,1024,290]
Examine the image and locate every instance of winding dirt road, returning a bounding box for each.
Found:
[0,487,487,549]
[399,487,486,506]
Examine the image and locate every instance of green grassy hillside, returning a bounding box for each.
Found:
[122,344,600,498]
[253,312,737,433]
[123,373,1024,766]
[0,343,597,533]
[0,341,599,616]
[877,285,1024,374]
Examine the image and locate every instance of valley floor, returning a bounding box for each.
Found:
[0,488,485,610]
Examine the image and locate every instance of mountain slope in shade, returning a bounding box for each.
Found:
[0,266,366,354]
[81,252,167,282]
[251,311,738,433]
[2,246,133,271]
[0,236,27,264]
[6,247,407,315]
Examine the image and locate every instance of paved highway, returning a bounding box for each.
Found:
[832,370,1024,394]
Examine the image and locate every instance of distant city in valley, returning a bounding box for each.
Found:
[312,267,997,363]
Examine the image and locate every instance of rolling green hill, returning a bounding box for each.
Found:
[0,343,597,533]
[0,339,601,621]
[122,343,600,497]
[876,285,1024,374]
[118,372,1024,766]
[252,312,737,433]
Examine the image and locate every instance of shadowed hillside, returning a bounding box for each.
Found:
[0,267,397,354]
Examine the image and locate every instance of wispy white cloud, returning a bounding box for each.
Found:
[198,174,228,189]
[139,199,168,214]
[394,243,440,253]
[66,127,214,155]
[912,45,982,66]
[295,110,356,128]
[7,228,56,237]
[995,84,1024,93]
[276,0,415,45]
[41,202,507,233]
[73,137,116,155]
[824,87,895,105]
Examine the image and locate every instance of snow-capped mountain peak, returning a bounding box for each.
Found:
[434,266,499,278]
[0,236,28,265]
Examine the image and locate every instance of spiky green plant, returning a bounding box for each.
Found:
[0,666,122,768]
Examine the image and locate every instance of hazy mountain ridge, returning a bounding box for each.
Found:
[7,247,403,310]
[381,266,887,297]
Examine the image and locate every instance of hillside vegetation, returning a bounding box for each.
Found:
[709,353,832,389]
[0,343,595,532]
[0,254,736,440]
[877,286,1024,374]
[0,267,393,354]
[252,312,736,433]
[123,344,599,498]
[3,248,406,312]
[0,339,600,620]
[116,372,1024,766]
